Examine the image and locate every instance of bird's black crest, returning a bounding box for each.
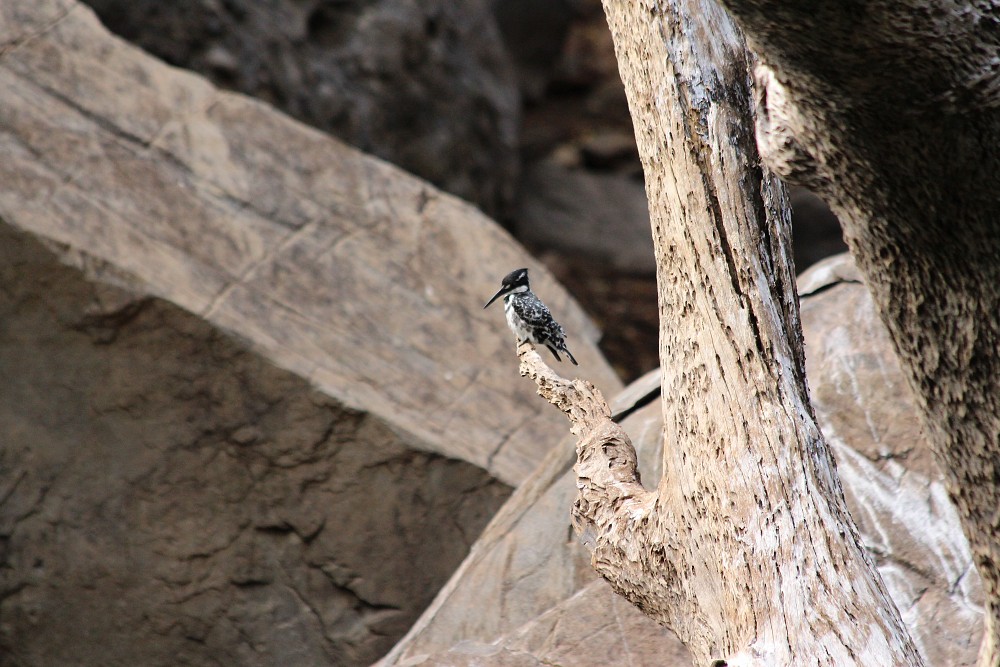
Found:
[502,268,529,287]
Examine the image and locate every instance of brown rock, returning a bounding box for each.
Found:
[553,12,621,89]
[800,254,984,667]
[0,0,620,486]
[0,226,511,666]
[80,0,521,218]
[381,370,680,665]
[578,130,640,170]
[0,1,622,666]
[515,161,654,273]
[402,581,690,667]
[789,187,848,273]
[492,0,578,101]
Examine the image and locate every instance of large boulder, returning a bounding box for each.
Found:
[799,255,983,666]
[514,160,654,274]
[0,2,621,666]
[0,0,620,486]
[81,0,521,218]
[380,371,686,665]
[0,226,510,667]
[402,580,689,667]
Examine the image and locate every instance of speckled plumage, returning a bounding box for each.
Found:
[485,268,578,365]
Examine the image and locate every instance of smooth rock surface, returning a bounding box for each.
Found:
[380,371,682,665]
[515,161,654,273]
[0,0,621,488]
[400,581,690,667]
[800,254,984,667]
[0,226,509,666]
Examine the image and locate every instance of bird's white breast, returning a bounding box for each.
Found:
[504,297,533,342]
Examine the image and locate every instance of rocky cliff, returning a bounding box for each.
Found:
[0,2,620,665]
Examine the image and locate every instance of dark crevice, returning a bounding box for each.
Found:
[799,278,862,299]
[611,385,661,423]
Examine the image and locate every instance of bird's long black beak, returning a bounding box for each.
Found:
[484,286,509,309]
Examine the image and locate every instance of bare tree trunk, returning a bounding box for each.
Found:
[712,2,1000,665]
[514,0,926,664]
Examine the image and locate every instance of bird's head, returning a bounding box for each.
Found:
[484,268,530,308]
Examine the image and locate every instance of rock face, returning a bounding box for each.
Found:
[0,226,510,666]
[799,255,984,667]
[401,581,690,667]
[381,371,688,666]
[0,1,971,665]
[515,161,654,273]
[382,255,983,667]
[0,0,620,487]
[81,0,521,219]
[0,1,621,666]
[81,0,669,384]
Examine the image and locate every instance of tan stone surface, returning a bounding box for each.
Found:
[81,0,520,219]
[0,0,622,488]
[800,254,984,667]
[401,582,690,667]
[381,372,675,665]
[0,226,510,666]
[0,1,623,665]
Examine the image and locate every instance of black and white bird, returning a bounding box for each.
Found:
[484,268,578,365]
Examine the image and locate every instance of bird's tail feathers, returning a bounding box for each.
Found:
[545,342,578,366]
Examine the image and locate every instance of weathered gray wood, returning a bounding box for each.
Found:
[382,256,982,667]
[379,370,670,666]
[533,0,926,663]
[717,1,1000,664]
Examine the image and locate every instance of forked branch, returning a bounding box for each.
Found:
[517,343,681,624]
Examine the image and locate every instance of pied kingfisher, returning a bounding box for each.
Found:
[484,268,578,365]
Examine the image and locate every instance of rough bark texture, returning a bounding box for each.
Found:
[552,1,926,664]
[716,2,1000,664]
[383,255,983,667]
[520,330,916,665]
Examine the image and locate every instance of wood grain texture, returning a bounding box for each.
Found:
[537,0,927,663]
[383,259,982,667]
[720,1,1000,663]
